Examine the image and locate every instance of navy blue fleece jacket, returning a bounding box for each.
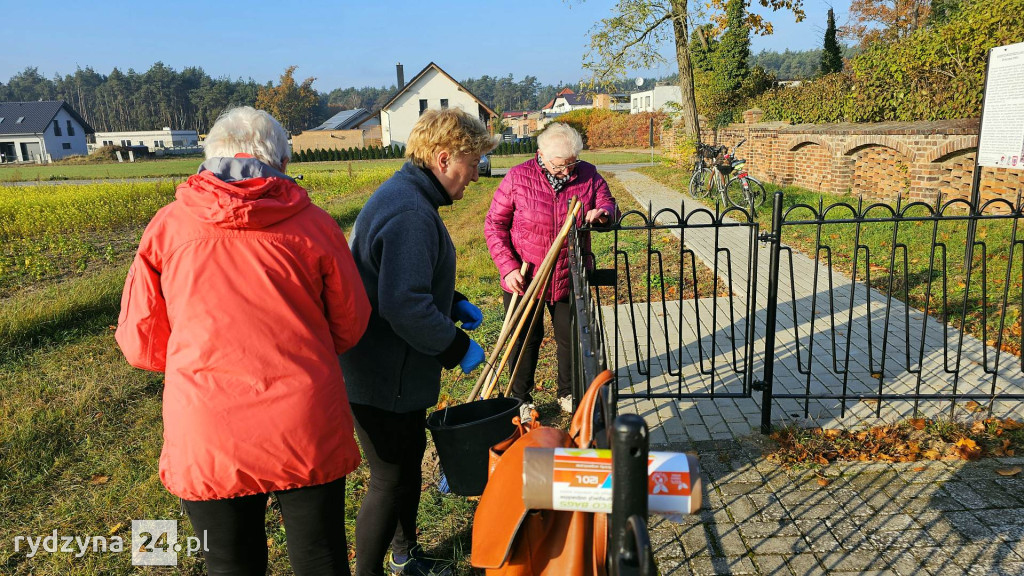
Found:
[339,162,470,413]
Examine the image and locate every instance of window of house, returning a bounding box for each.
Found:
[62,143,72,150]
[121,139,132,147]
[645,96,651,109]
[67,120,75,136]
[54,121,62,136]
[419,99,428,116]
[440,99,449,110]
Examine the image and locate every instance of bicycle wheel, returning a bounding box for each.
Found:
[688,167,713,198]
[725,177,767,211]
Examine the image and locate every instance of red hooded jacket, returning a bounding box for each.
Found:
[115,157,370,501]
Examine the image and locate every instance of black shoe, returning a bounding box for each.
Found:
[387,545,453,576]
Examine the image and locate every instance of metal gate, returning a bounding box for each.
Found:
[569,192,1024,432]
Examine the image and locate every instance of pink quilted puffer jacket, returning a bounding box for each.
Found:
[485,158,616,302]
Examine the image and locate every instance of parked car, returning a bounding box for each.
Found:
[479,154,492,177]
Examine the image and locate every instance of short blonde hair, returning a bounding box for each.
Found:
[406,108,498,168]
[537,122,584,159]
[204,106,290,169]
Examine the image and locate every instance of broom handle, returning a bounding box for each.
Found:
[500,290,546,399]
[479,198,581,400]
[482,252,559,399]
[477,261,530,400]
[467,198,581,402]
[498,262,530,343]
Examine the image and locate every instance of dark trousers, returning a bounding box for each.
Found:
[350,403,427,576]
[502,290,573,401]
[181,477,349,576]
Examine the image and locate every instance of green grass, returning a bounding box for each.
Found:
[637,163,1024,356]
[0,150,656,183]
[593,174,728,303]
[0,167,567,575]
[489,150,659,170]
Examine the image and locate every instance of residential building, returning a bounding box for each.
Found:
[292,108,382,152]
[92,128,199,151]
[0,100,93,163]
[544,88,593,114]
[379,62,496,147]
[502,111,544,139]
[630,85,683,114]
[593,93,631,112]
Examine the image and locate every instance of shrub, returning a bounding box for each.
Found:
[586,111,668,149]
[553,108,618,147]
[751,0,1023,123]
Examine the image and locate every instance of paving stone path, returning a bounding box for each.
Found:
[597,168,1024,575]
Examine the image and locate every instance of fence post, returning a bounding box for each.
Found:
[759,191,785,434]
[609,414,653,576]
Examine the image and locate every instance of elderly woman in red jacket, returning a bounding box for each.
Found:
[115,106,370,576]
[484,122,616,417]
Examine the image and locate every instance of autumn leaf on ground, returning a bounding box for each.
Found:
[970,421,987,434]
[108,523,123,536]
[817,476,831,487]
[89,474,110,485]
[955,438,982,461]
[964,401,986,413]
[913,466,926,472]
[909,418,927,430]
[995,466,1022,477]
[1004,418,1024,431]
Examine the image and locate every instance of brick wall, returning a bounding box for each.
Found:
[662,116,1024,205]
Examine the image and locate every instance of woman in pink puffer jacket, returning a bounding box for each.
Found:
[484,122,616,415]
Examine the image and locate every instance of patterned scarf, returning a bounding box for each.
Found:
[538,155,573,192]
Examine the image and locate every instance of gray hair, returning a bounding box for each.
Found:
[204,106,290,169]
[537,122,584,159]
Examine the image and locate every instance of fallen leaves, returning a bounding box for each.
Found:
[89,474,110,485]
[995,466,1022,477]
[768,416,1024,468]
[955,438,982,461]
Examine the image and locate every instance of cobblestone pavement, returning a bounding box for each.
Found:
[599,169,1024,575]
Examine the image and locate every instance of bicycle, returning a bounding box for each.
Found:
[688,142,725,198]
[720,139,766,211]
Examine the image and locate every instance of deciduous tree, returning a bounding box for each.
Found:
[840,0,931,47]
[255,66,320,133]
[583,0,804,138]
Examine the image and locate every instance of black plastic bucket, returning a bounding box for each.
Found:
[426,397,523,496]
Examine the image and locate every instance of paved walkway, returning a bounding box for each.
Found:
[600,169,1024,575]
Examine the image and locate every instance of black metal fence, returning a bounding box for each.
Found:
[568,192,1024,432]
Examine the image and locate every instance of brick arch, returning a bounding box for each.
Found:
[843,136,917,163]
[929,135,978,163]
[785,136,833,156]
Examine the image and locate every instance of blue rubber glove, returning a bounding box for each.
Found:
[453,299,484,330]
[460,339,485,374]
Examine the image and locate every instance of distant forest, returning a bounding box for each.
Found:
[0,48,843,133]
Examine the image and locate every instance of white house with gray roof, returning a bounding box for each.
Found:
[0,100,93,163]
[379,62,496,147]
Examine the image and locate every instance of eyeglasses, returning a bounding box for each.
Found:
[544,158,579,173]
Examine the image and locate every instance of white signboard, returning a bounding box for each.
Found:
[977,41,1024,169]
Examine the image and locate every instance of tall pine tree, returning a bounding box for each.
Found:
[820,8,844,75]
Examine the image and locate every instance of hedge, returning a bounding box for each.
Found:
[751,0,1023,123]
[293,144,405,162]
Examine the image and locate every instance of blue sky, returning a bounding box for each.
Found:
[1,0,849,91]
